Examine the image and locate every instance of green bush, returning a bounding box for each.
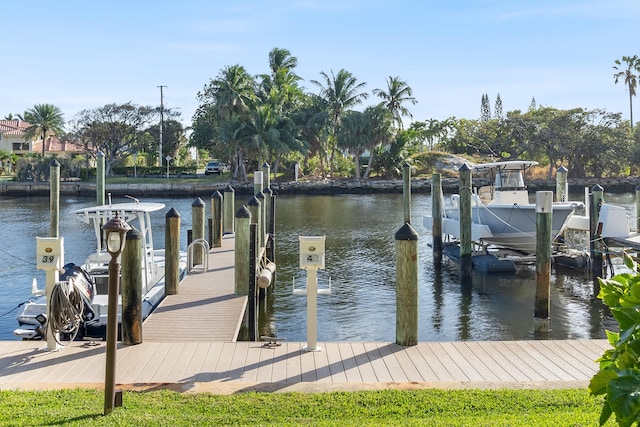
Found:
[589,252,640,426]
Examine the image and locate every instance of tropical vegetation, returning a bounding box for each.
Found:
[4,50,639,182]
[590,253,640,426]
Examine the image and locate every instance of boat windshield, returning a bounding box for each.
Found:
[495,170,525,189]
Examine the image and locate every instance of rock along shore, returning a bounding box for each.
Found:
[1,176,638,198]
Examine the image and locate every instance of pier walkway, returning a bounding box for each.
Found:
[143,234,246,342]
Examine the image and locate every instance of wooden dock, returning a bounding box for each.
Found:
[0,339,608,392]
[0,231,611,393]
[143,234,246,342]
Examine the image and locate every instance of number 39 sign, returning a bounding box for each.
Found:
[36,237,64,270]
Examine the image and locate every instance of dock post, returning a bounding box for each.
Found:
[264,188,273,252]
[45,160,62,352]
[590,185,605,292]
[432,173,443,264]
[223,185,235,234]
[555,166,568,202]
[459,164,472,278]
[256,192,266,249]
[235,206,251,295]
[50,160,60,238]
[122,227,142,345]
[97,151,105,206]
[403,162,411,224]
[534,191,553,332]
[267,193,276,264]
[165,208,181,295]
[191,198,206,266]
[248,223,258,340]
[395,222,419,346]
[262,162,271,189]
[210,191,223,248]
[636,185,640,232]
[247,196,262,250]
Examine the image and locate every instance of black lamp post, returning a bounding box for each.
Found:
[102,212,131,415]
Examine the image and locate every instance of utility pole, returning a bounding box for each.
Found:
[158,85,167,167]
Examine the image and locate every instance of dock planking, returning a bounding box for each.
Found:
[142,235,247,342]
[0,339,609,391]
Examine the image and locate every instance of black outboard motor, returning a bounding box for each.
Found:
[60,263,97,321]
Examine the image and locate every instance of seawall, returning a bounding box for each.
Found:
[1,176,638,198]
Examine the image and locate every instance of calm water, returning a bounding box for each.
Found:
[0,192,636,342]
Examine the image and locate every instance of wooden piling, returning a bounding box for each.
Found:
[96,151,105,206]
[267,193,276,264]
[256,191,266,248]
[191,197,206,266]
[395,222,419,346]
[636,184,640,232]
[459,164,472,277]
[403,162,411,224]
[590,185,604,291]
[121,227,143,345]
[49,160,60,238]
[263,187,273,247]
[223,185,235,234]
[555,166,568,202]
[431,173,443,264]
[248,223,258,341]
[165,208,181,295]
[534,191,553,332]
[262,162,271,189]
[210,191,223,248]
[247,196,262,250]
[235,206,251,295]
[254,170,264,195]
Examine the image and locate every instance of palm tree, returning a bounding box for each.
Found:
[373,76,417,129]
[204,64,256,121]
[23,104,65,156]
[613,55,640,129]
[310,69,368,174]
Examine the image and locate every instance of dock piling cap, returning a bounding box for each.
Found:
[395,222,419,241]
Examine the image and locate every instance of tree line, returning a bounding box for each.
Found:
[5,50,639,180]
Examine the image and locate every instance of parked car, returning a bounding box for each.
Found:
[205,161,222,175]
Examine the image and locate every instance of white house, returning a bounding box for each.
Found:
[0,119,33,154]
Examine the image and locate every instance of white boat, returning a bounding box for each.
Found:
[14,201,187,340]
[423,160,582,254]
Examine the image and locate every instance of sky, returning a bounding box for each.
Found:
[1,0,639,130]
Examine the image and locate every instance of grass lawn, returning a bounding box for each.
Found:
[0,388,613,426]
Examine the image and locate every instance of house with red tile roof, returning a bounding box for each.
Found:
[0,119,32,154]
[0,119,82,156]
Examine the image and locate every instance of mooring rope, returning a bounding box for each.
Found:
[47,280,85,344]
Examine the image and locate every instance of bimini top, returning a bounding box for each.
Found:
[472,160,539,173]
[74,202,165,224]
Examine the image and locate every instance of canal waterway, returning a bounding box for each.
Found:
[0,192,636,342]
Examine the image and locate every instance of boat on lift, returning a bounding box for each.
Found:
[423,160,583,254]
[14,200,187,340]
